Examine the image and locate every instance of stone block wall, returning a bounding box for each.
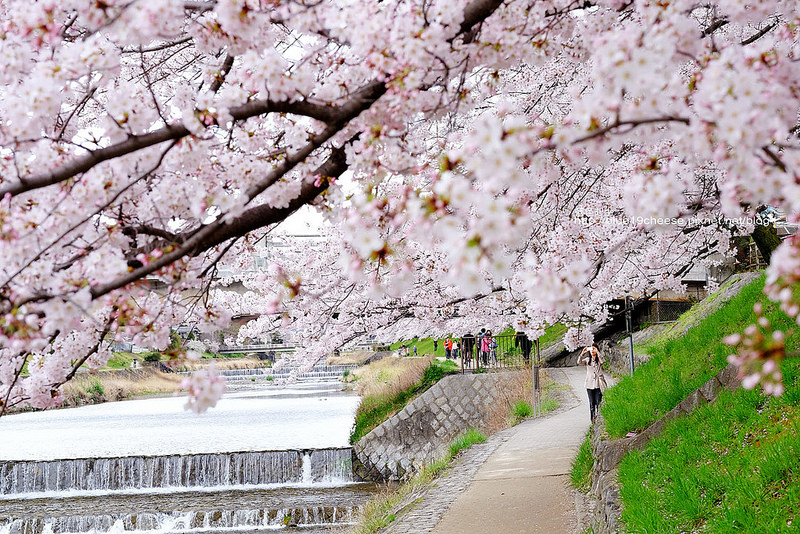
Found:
[353,372,517,481]
[588,364,741,533]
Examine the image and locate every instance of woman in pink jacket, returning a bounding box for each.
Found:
[480,331,492,366]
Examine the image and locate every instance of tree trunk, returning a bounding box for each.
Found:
[751,219,781,265]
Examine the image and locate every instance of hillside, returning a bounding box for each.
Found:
[600,275,800,532]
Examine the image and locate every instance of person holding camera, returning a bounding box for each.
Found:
[578,342,607,421]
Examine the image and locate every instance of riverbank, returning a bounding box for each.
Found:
[10,356,272,413]
[347,367,585,534]
[59,366,182,408]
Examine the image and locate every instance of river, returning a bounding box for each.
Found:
[0,369,377,534]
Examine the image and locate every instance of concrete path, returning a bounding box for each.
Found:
[431,367,591,534]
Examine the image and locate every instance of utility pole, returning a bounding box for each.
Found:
[626,296,635,375]
[532,338,541,417]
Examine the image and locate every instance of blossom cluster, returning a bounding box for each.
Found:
[724,303,786,396]
[0,0,797,411]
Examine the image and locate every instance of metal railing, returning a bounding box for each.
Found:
[454,333,536,372]
[637,298,694,325]
[452,333,544,416]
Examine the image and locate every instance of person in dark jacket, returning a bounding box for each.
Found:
[461,333,475,367]
[515,331,533,365]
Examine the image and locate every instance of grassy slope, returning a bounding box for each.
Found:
[601,275,799,438]
[350,359,459,443]
[608,275,800,532]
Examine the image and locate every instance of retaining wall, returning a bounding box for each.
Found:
[353,372,520,481]
[588,364,741,533]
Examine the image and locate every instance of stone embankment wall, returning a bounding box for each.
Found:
[353,373,518,481]
[588,364,741,533]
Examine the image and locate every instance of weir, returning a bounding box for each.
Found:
[0,505,360,534]
[0,448,354,497]
[2,367,370,534]
[191,365,357,382]
[0,449,371,534]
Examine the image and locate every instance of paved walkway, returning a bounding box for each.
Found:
[379,367,593,534]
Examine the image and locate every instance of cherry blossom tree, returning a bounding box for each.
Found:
[0,0,798,413]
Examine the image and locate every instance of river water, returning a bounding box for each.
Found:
[0,382,359,460]
[0,375,377,534]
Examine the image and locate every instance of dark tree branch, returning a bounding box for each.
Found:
[1,99,347,198]
[0,354,28,417]
[572,116,691,143]
[194,145,349,251]
[741,19,779,45]
[123,224,182,243]
[701,18,729,37]
[209,53,235,93]
[122,36,194,54]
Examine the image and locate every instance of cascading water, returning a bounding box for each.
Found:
[0,503,363,534]
[0,448,353,496]
[1,374,377,534]
[200,364,358,383]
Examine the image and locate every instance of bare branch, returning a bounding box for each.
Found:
[209,53,235,93]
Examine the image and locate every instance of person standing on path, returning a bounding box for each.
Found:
[577,342,606,421]
[515,331,533,365]
[461,333,475,367]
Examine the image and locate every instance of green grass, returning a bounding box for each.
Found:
[618,357,800,533]
[601,275,800,438]
[448,429,488,457]
[541,396,559,413]
[104,352,138,369]
[436,359,460,372]
[509,400,533,425]
[603,273,800,531]
[350,361,452,444]
[389,337,443,357]
[570,436,594,493]
[538,323,568,348]
[86,378,104,397]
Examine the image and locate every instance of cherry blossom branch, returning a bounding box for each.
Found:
[0,142,178,291]
[1,99,343,198]
[194,144,350,251]
[12,0,506,310]
[572,116,691,144]
[88,90,383,300]
[0,354,28,417]
[51,316,116,389]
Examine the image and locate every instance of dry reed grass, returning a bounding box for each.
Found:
[176,356,266,372]
[481,368,532,434]
[60,368,182,408]
[354,355,434,399]
[326,350,373,366]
